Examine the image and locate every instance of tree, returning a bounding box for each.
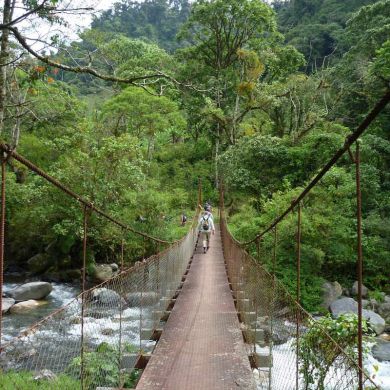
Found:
[177,0,304,184]
[276,0,380,72]
[0,0,181,147]
[100,87,186,159]
[91,0,191,53]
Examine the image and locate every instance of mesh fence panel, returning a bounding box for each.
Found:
[0,221,198,389]
[220,216,380,390]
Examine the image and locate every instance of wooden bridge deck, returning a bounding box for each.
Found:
[136,226,256,390]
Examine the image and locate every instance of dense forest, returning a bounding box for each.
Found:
[0,0,389,312]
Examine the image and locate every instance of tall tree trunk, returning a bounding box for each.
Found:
[215,124,220,188]
[231,93,240,144]
[0,0,13,136]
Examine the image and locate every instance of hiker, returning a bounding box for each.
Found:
[204,202,214,221]
[198,210,215,253]
[181,213,187,226]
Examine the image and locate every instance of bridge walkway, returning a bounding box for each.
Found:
[136,225,256,389]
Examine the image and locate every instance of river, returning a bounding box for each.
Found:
[2,281,80,343]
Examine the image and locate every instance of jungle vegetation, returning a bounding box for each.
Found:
[0,0,388,311]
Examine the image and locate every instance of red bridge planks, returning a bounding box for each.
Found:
[136,226,256,390]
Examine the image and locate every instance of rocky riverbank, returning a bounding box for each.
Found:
[321,280,390,362]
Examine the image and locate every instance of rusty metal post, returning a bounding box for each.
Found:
[81,205,89,390]
[0,156,6,349]
[296,202,302,390]
[269,226,277,390]
[119,235,125,388]
[355,141,363,390]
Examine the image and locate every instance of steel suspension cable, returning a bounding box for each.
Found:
[0,143,171,244]
[240,89,390,245]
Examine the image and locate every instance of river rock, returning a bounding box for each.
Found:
[369,298,379,312]
[362,299,369,309]
[372,339,390,362]
[378,302,390,323]
[321,281,343,310]
[27,253,51,274]
[94,264,114,282]
[385,296,390,304]
[9,282,52,301]
[2,297,15,313]
[262,319,292,345]
[10,299,47,314]
[330,298,386,335]
[91,288,125,306]
[379,333,390,342]
[125,291,159,306]
[101,328,114,336]
[342,287,350,297]
[364,310,386,335]
[34,369,57,381]
[330,298,358,316]
[110,263,119,272]
[351,281,369,298]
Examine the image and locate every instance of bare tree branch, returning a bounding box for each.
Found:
[1,0,51,28]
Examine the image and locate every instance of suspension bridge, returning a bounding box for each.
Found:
[0,91,389,389]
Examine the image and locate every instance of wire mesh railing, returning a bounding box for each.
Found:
[219,90,390,389]
[0,143,201,389]
[0,216,198,389]
[220,214,380,390]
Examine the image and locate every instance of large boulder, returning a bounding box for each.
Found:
[91,288,125,307]
[379,333,390,342]
[351,281,369,298]
[320,281,343,310]
[378,302,390,323]
[27,253,51,274]
[330,298,385,335]
[262,319,292,345]
[10,299,47,314]
[364,310,386,335]
[330,298,358,317]
[125,292,159,307]
[34,369,57,381]
[372,339,390,362]
[9,282,52,301]
[94,264,114,283]
[2,298,15,313]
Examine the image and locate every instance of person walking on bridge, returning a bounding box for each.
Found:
[198,210,215,253]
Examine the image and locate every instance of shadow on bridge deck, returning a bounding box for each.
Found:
[135,225,256,390]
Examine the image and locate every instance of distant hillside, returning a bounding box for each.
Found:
[91,0,191,53]
[274,0,380,71]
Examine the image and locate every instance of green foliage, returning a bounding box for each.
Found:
[298,314,373,389]
[0,370,80,389]
[3,0,389,314]
[226,159,390,309]
[276,0,380,71]
[219,124,347,198]
[68,343,140,389]
[100,86,186,158]
[91,0,191,53]
[371,39,390,79]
